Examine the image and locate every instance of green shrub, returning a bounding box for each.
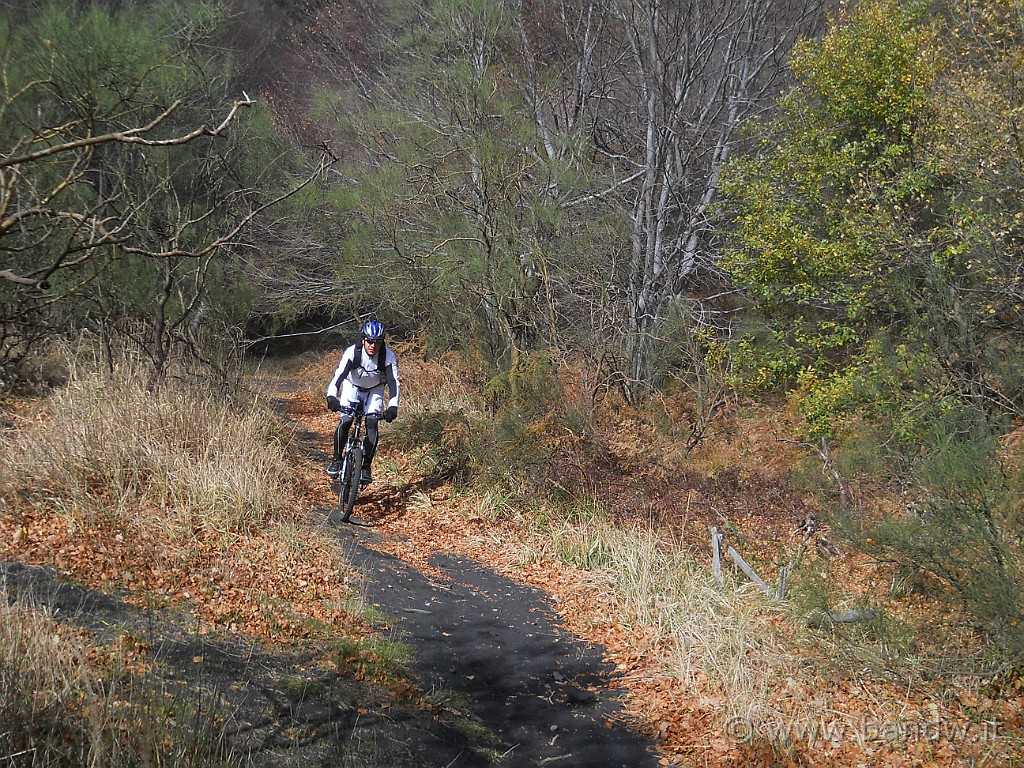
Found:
[832,410,1024,654]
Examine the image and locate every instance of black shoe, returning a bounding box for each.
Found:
[326,458,341,477]
[360,468,372,485]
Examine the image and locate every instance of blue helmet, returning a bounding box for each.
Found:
[361,320,385,342]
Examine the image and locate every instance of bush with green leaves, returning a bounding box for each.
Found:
[833,409,1024,653]
[0,1,309,386]
[720,0,1024,427]
[720,0,1024,651]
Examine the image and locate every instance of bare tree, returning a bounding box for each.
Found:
[0,98,253,289]
[492,0,828,397]
[597,0,827,392]
[0,92,336,382]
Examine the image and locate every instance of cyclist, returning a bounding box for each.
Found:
[325,320,401,484]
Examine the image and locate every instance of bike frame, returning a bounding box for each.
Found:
[336,403,366,522]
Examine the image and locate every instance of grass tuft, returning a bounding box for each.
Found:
[519,506,794,726]
[1,359,299,536]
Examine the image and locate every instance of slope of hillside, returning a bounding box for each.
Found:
[287,346,1024,766]
[3,346,1023,765]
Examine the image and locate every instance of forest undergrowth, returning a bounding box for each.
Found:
[1,341,1022,766]
[295,343,1024,766]
[0,347,370,767]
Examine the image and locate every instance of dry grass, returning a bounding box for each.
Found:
[0,587,102,751]
[1,356,299,537]
[0,584,236,768]
[331,343,804,725]
[515,506,794,725]
[0,349,367,643]
[0,347,368,766]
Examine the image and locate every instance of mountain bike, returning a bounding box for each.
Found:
[334,402,367,523]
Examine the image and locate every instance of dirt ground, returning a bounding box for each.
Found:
[5,357,1024,767]
[1,530,660,767]
[292,373,665,767]
[333,523,662,766]
[0,371,664,768]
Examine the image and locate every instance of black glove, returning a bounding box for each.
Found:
[383,405,398,423]
[327,395,341,412]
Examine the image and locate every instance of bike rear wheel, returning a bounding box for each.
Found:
[339,445,362,522]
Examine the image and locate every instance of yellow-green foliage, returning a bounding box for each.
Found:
[721,0,941,359]
[483,350,555,415]
[721,0,1024,444]
[792,365,862,439]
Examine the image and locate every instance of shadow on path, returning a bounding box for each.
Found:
[334,520,662,768]
[1,561,520,767]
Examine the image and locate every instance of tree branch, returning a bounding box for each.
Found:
[0,94,254,169]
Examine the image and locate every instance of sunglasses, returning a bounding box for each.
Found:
[364,338,380,345]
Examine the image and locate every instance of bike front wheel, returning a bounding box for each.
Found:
[339,445,362,522]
